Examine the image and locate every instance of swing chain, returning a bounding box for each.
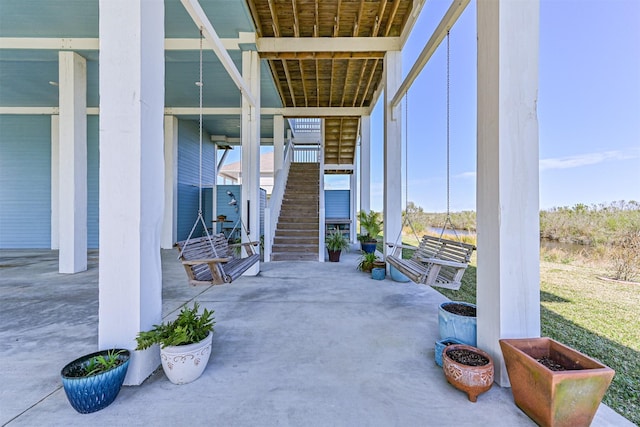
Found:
[446,29,451,219]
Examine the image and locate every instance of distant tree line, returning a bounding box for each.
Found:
[402,199,640,246]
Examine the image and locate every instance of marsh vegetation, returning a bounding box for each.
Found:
[405,200,639,424]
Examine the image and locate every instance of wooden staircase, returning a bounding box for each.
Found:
[271,162,320,261]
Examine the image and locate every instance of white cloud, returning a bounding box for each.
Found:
[539,149,639,171]
[455,171,476,179]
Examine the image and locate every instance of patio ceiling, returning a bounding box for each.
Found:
[246,0,415,166]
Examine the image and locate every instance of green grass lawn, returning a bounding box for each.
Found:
[436,257,640,425]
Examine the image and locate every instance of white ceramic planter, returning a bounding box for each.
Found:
[160,332,213,384]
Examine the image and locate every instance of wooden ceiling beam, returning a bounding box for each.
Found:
[315,59,320,107]
[329,58,335,107]
[282,60,297,107]
[314,2,319,37]
[360,59,378,108]
[384,0,402,37]
[266,0,281,37]
[260,51,385,60]
[352,59,368,107]
[291,0,300,37]
[340,60,351,107]
[268,59,289,106]
[245,0,263,37]
[299,60,308,107]
[257,37,400,52]
[354,0,365,37]
[372,0,388,37]
[333,0,342,37]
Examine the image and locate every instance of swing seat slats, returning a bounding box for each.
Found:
[386,236,475,290]
[176,234,259,286]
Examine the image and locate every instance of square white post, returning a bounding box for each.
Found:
[58,51,87,273]
[477,0,541,385]
[359,114,371,235]
[51,115,60,249]
[319,119,326,261]
[273,114,284,182]
[350,170,357,243]
[161,115,178,249]
[383,52,403,254]
[241,50,261,275]
[98,0,165,385]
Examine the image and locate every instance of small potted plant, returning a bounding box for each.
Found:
[357,252,379,272]
[60,348,130,413]
[438,301,477,346]
[371,258,386,280]
[358,210,383,253]
[442,343,494,402]
[326,230,349,262]
[500,337,615,427]
[136,302,215,385]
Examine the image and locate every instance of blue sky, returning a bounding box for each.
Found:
[365,0,640,212]
[227,0,639,213]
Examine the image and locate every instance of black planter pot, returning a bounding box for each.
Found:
[61,349,130,414]
[328,250,341,262]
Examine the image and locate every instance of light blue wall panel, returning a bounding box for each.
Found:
[325,190,350,219]
[87,116,99,248]
[0,115,51,248]
[177,119,215,241]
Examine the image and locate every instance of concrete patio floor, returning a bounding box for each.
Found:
[0,249,631,427]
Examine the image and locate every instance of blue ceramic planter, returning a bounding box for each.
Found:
[61,349,130,414]
[434,337,464,367]
[361,242,377,254]
[371,267,386,280]
[438,302,477,347]
[389,264,410,282]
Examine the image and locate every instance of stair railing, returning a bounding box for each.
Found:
[292,143,320,163]
[264,139,294,261]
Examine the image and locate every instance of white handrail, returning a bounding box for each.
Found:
[264,139,294,261]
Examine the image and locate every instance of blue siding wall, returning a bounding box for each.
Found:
[0,115,51,248]
[87,116,99,248]
[177,119,215,241]
[325,190,350,219]
[0,115,100,249]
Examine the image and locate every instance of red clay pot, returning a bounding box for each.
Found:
[442,344,494,402]
[500,337,615,427]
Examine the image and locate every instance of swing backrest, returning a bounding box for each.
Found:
[412,235,475,266]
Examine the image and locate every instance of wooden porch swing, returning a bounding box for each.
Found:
[386,31,475,291]
[176,29,259,286]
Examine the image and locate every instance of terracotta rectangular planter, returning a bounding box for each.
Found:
[500,337,614,427]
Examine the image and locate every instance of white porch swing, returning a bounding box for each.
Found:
[175,29,259,286]
[386,31,475,291]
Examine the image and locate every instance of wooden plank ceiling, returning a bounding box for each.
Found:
[245,0,413,167]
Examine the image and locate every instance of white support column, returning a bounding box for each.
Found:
[273,115,284,181]
[477,0,541,386]
[383,52,402,255]
[98,0,165,385]
[319,119,326,261]
[359,115,371,235]
[161,116,178,249]
[58,51,87,273]
[241,50,261,275]
[51,115,59,249]
[350,171,357,243]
